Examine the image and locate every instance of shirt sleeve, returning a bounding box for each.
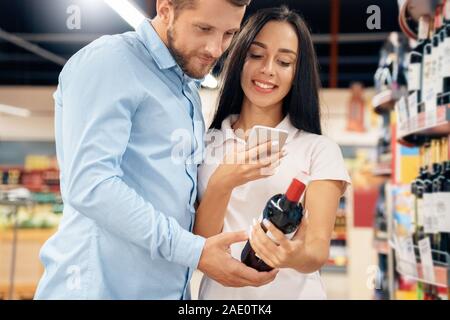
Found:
[58,38,205,269]
[308,136,352,195]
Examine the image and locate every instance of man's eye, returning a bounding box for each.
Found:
[198,26,211,32]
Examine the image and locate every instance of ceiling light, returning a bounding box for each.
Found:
[104,0,146,30]
[0,104,31,117]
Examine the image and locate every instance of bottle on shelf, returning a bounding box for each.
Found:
[433,5,444,106]
[441,0,450,106]
[408,16,431,110]
[422,15,435,115]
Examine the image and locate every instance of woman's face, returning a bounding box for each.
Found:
[241,21,299,110]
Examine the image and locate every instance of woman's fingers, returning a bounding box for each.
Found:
[257,151,285,167]
[262,219,290,247]
[246,140,281,163]
[249,235,277,269]
[250,219,280,267]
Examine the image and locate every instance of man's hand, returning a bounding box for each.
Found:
[197,231,279,287]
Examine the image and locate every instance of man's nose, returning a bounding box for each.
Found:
[206,37,224,59]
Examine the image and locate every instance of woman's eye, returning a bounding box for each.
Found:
[249,53,263,59]
[279,61,292,67]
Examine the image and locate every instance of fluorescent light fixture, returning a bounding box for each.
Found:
[0,104,31,117]
[202,74,219,89]
[104,0,146,30]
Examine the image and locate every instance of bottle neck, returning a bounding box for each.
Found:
[445,0,450,23]
[285,178,306,203]
[434,5,443,32]
[418,16,431,42]
[279,195,300,211]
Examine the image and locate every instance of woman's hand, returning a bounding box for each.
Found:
[249,218,306,269]
[208,140,286,193]
[248,180,343,273]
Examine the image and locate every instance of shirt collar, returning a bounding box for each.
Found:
[136,19,206,85]
[220,114,298,144]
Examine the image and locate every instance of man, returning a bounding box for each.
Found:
[34,0,277,300]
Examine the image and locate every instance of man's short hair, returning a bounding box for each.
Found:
[172,0,251,12]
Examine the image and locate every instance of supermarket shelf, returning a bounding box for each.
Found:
[398,104,450,146]
[396,263,449,289]
[372,89,400,114]
[0,228,56,241]
[0,184,60,194]
[416,264,449,288]
[321,264,347,273]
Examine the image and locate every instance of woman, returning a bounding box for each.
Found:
[194,6,351,299]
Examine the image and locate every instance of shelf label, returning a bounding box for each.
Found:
[444,38,450,78]
[408,92,418,118]
[424,87,437,127]
[423,193,438,234]
[436,192,450,233]
[396,97,409,125]
[418,237,435,284]
[408,62,421,91]
[396,236,418,278]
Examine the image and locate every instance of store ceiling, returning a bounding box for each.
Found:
[0,0,400,88]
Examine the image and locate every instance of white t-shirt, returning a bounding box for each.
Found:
[197,115,351,300]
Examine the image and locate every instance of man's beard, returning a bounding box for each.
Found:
[167,26,216,79]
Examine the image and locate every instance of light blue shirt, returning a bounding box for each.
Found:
[34,20,206,300]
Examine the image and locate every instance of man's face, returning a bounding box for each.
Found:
[166,0,245,79]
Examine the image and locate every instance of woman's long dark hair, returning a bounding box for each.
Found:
[209,6,322,135]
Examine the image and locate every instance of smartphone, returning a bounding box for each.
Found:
[246,125,289,151]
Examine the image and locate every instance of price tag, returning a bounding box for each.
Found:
[418,237,435,284]
[436,192,450,233]
[423,193,434,233]
[398,236,418,277]
[408,92,418,118]
[397,97,409,124]
[424,87,437,127]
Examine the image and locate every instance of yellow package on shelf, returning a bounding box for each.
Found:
[24,155,58,171]
[395,290,419,300]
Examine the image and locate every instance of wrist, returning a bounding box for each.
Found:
[208,174,234,194]
[197,237,211,273]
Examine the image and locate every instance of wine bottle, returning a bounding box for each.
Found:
[442,0,450,104]
[433,6,444,106]
[439,160,450,257]
[422,20,435,115]
[241,177,306,271]
[408,16,430,110]
[437,137,450,263]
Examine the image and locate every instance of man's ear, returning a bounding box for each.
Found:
[156,0,173,24]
